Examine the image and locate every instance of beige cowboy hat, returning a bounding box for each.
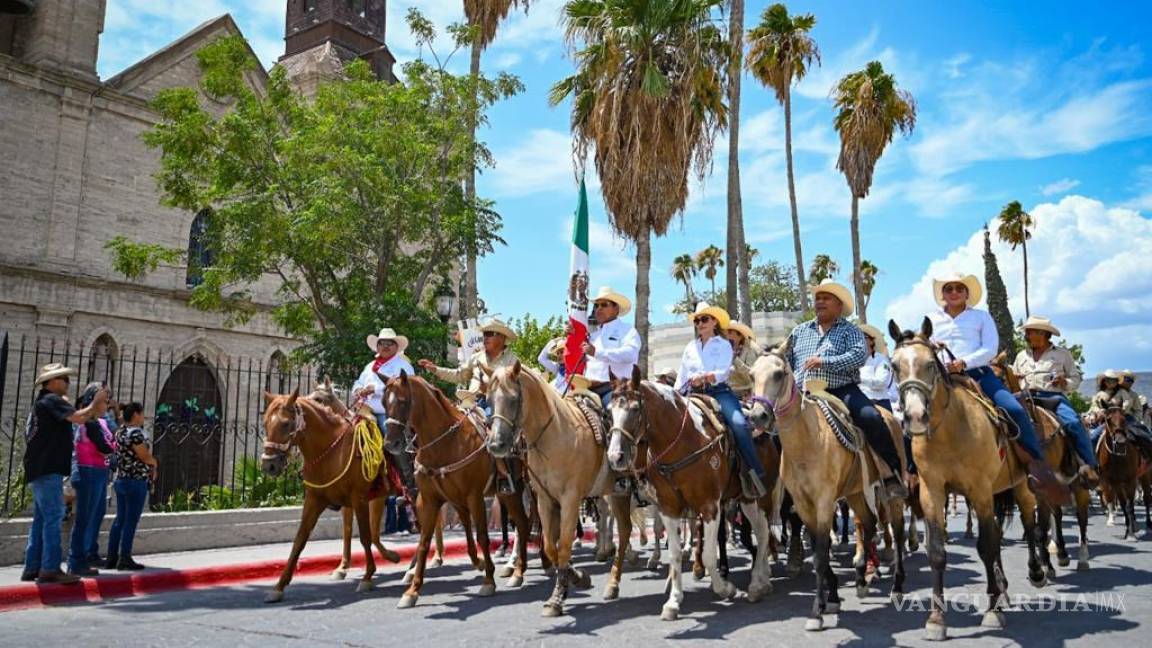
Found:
[658,366,678,379]
[35,362,78,385]
[1096,369,1120,390]
[366,327,409,354]
[1120,369,1136,381]
[1019,315,1061,337]
[688,302,731,331]
[932,272,983,307]
[858,324,889,355]
[479,318,518,341]
[593,286,632,316]
[727,321,756,343]
[810,279,855,316]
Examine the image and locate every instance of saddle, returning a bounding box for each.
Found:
[1015,391,1064,413]
[686,394,727,436]
[567,390,608,446]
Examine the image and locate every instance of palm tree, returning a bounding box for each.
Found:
[832,60,916,324]
[747,2,819,315]
[551,0,729,370]
[808,253,839,285]
[997,200,1035,317]
[725,0,750,325]
[461,0,532,318]
[696,244,725,295]
[859,258,878,315]
[672,253,698,306]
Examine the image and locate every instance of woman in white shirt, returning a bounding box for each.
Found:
[675,303,766,497]
[858,324,897,412]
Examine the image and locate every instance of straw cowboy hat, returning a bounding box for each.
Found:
[593,286,632,316]
[810,279,854,316]
[688,302,731,331]
[858,324,889,355]
[366,327,409,354]
[727,321,756,343]
[479,318,517,341]
[658,366,678,380]
[35,362,77,385]
[1019,315,1061,337]
[932,272,983,307]
[1096,369,1120,391]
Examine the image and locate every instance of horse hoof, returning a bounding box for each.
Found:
[506,574,524,588]
[431,557,443,568]
[1106,517,1115,527]
[478,583,496,597]
[626,549,641,567]
[661,605,680,621]
[1029,574,1046,589]
[356,580,374,593]
[498,564,515,579]
[879,548,895,564]
[396,594,417,609]
[401,570,415,585]
[1058,556,1070,567]
[924,622,947,641]
[825,601,841,614]
[603,584,619,600]
[647,556,661,570]
[981,610,1006,629]
[804,617,824,632]
[856,585,869,599]
[1045,566,1057,582]
[693,566,706,581]
[545,566,556,578]
[574,570,593,590]
[264,590,284,604]
[382,549,401,563]
[330,568,348,581]
[541,602,563,617]
[908,539,920,553]
[1077,560,1090,572]
[747,584,771,603]
[717,582,738,600]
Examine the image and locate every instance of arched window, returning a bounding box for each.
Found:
[186,209,214,288]
[266,351,288,394]
[88,334,118,388]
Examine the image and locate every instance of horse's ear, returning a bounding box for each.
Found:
[919,316,934,340]
[511,359,522,378]
[263,391,276,406]
[776,335,792,359]
[324,375,332,390]
[608,368,618,383]
[399,369,408,384]
[888,319,902,345]
[630,365,642,390]
[286,387,299,406]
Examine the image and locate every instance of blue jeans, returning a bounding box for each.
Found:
[1031,390,1097,467]
[828,383,902,472]
[24,473,65,574]
[968,367,1042,460]
[107,478,149,558]
[89,475,108,560]
[706,385,765,478]
[69,465,108,571]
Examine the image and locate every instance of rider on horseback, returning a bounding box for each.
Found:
[354,328,417,491]
[782,280,907,501]
[418,319,520,416]
[581,286,641,409]
[675,303,768,498]
[1092,370,1152,455]
[1011,316,1099,483]
[726,321,763,400]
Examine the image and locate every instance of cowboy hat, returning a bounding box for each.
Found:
[592,286,632,316]
[1097,369,1120,390]
[932,272,983,307]
[366,327,409,354]
[727,321,756,342]
[479,318,517,341]
[1019,315,1061,337]
[658,366,678,379]
[810,279,855,316]
[35,363,77,385]
[688,302,731,331]
[1120,369,1135,381]
[858,324,889,355]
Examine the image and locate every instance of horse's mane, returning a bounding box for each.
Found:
[286,393,345,428]
[493,364,580,426]
[405,374,462,416]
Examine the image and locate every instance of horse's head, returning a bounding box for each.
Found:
[382,371,417,455]
[748,339,794,428]
[486,361,525,458]
[888,317,942,436]
[607,366,645,471]
[261,387,301,476]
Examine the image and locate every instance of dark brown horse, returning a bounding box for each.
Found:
[261,389,400,602]
[1097,409,1142,541]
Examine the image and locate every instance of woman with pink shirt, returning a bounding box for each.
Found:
[67,382,115,577]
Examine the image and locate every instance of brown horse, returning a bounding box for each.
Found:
[383,372,539,608]
[1096,411,1142,541]
[485,361,632,617]
[888,318,1049,641]
[260,389,400,602]
[607,367,780,619]
[748,346,904,633]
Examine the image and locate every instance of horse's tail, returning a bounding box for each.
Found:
[994,490,1016,531]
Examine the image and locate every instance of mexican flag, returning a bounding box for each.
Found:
[564,177,590,378]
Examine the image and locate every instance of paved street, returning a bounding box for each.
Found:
[4,504,1151,647]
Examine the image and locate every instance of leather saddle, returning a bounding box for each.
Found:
[1014,391,1064,412]
[567,390,609,446]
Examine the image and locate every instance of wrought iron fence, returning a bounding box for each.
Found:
[0,333,325,516]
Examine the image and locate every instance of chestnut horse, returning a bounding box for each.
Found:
[888,318,1049,641]
[260,389,400,602]
[485,361,632,617]
[607,367,780,620]
[383,372,539,608]
[1096,412,1142,541]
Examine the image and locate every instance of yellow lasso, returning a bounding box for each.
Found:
[354,415,387,483]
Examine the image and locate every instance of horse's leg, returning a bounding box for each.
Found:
[647,512,664,570]
[501,493,530,587]
[742,500,773,603]
[660,513,685,620]
[431,507,445,568]
[907,508,921,553]
[331,506,352,581]
[542,492,583,617]
[921,482,949,641]
[964,496,975,539]
[804,509,833,632]
[880,507,896,565]
[266,492,325,603]
[717,512,730,579]
[786,510,805,577]
[368,495,400,564]
[1015,484,1049,587]
[397,494,441,609]
[703,511,737,600]
[594,497,615,562]
[850,496,878,598]
[838,500,851,545]
[852,513,866,570]
[888,497,908,605]
[969,492,1008,631]
[692,517,706,580]
[1142,477,1152,532]
[538,493,564,616]
[469,492,497,597]
[499,500,511,557]
[603,494,631,601]
[457,505,482,572]
[1051,501,1070,567]
[353,501,377,593]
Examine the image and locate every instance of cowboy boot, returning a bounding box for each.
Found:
[1027,459,1072,506]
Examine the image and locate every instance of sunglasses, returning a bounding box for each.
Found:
[942,284,968,294]
[593,302,615,309]
[483,331,499,338]
[694,315,714,324]
[378,340,397,347]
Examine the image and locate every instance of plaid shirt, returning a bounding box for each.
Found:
[785,317,868,389]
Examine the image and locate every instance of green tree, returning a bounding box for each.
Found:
[983,223,1017,360]
[808,253,839,284]
[860,258,878,314]
[695,244,725,296]
[832,60,916,324]
[671,253,698,306]
[747,2,819,315]
[997,200,1035,317]
[749,259,801,312]
[507,314,566,372]
[551,0,729,371]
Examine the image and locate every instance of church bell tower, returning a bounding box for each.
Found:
[279,0,395,95]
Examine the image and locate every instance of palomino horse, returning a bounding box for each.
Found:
[748,346,906,633]
[606,367,779,620]
[1096,414,1142,541]
[382,372,540,608]
[888,318,1050,641]
[485,361,632,617]
[260,389,400,602]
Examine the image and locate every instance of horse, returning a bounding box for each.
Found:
[260,389,400,602]
[606,367,779,619]
[1096,414,1142,541]
[485,361,632,617]
[748,345,906,633]
[888,318,1050,641]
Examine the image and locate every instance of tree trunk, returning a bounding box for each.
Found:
[635,225,651,376]
[850,194,866,323]
[726,0,750,324]
[462,37,483,320]
[1022,238,1030,318]
[784,84,808,315]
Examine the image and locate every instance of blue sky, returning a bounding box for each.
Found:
[96,1,1152,373]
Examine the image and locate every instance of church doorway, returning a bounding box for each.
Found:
[152,355,223,507]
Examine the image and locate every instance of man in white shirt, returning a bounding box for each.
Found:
[352,327,416,494]
[580,286,641,408]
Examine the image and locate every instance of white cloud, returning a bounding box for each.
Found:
[1040,178,1081,196]
[487,129,580,197]
[885,195,1152,373]
[557,214,635,287]
[943,53,971,79]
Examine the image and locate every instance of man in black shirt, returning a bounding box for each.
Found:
[22,363,105,584]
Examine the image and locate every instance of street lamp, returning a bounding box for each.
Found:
[434,282,455,325]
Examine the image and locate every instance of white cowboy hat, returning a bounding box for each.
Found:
[1096,369,1120,390]
[592,286,632,316]
[1121,369,1135,381]
[1019,315,1061,337]
[658,366,678,378]
[688,302,731,331]
[35,362,77,385]
[479,318,517,341]
[366,327,409,354]
[932,272,983,307]
[810,279,854,316]
[858,324,889,356]
[727,321,756,342]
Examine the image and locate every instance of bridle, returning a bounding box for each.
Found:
[383,389,416,453]
[261,401,305,459]
[892,336,954,436]
[489,374,554,453]
[748,351,799,419]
